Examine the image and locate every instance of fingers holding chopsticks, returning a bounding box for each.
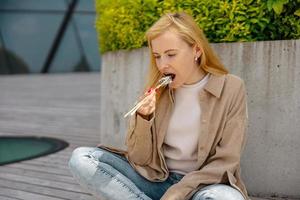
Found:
[124,76,172,118]
[137,88,156,118]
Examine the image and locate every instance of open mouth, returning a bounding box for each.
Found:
[164,73,176,81]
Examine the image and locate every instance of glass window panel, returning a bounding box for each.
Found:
[0,12,63,73]
[49,22,81,73]
[73,13,101,71]
[76,0,96,12]
[0,0,66,11]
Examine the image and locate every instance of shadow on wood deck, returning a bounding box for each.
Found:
[0,73,295,200]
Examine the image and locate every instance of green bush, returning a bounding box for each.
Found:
[95,0,300,53]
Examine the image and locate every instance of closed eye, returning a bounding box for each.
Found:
[154,54,176,59]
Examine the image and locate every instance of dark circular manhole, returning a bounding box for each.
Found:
[0,136,69,165]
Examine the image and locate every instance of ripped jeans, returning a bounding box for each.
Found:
[68,147,245,200]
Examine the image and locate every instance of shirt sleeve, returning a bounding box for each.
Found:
[125,112,155,165]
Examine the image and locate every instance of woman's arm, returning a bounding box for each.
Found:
[125,113,154,165]
[161,81,248,200]
[125,91,157,165]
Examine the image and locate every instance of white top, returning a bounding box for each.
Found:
[163,74,210,174]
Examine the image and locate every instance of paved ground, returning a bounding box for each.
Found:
[0,73,297,200]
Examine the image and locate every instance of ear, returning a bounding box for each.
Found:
[193,44,202,58]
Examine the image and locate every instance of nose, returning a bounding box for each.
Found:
[157,57,169,71]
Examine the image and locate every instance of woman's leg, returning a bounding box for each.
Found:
[68,147,172,200]
[68,147,151,200]
[191,184,245,200]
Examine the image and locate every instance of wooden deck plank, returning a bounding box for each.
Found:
[8,161,72,173]
[0,173,86,193]
[0,179,95,200]
[0,131,99,146]
[0,166,77,184]
[7,163,73,176]
[0,187,65,200]
[0,195,23,200]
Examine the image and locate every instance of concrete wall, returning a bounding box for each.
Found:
[100,40,300,198]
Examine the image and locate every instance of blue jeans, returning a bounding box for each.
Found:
[68,147,245,200]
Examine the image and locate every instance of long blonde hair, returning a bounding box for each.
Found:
[144,12,228,99]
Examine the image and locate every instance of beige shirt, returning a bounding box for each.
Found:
[99,73,249,200]
[164,74,209,174]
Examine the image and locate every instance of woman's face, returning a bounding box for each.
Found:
[151,30,203,88]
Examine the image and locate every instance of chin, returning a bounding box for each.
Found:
[169,82,181,89]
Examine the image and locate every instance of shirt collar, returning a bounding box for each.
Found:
[203,73,226,98]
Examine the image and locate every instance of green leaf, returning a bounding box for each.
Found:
[295,9,300,16]
[272,2,284,15]
[272,0,289,15]
[267,0,274,11]
[250,19,259,23]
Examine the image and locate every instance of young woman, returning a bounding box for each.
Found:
[69,12,249,200]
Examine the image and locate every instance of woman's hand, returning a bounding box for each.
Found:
[137,88,156,119]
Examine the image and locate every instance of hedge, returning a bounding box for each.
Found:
[95,0,300,53]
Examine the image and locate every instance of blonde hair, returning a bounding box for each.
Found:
[144,12,228,99]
